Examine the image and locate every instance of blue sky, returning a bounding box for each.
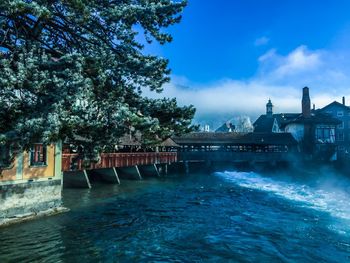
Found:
[143,0,350,128]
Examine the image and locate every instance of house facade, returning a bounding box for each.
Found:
[319,98,350,157]
[253,99,299,133]
[254,87,340,161]
[0,142,64,225]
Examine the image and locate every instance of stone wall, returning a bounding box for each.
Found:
[0,179,62,219]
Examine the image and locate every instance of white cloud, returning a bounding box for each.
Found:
[143,45,350,129]
[257,46,324,83]
[254,36,270,46]
[274,46,322,76]
[258,49,276,62]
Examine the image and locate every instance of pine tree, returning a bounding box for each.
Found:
[0,0,196,164]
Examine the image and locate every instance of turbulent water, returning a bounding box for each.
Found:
[1,170,350,262]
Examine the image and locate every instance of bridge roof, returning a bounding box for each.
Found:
[173,132,297,146]
[118,134,142,146]
[159,138,181,147]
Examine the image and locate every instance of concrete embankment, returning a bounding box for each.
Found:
[0,179,68,227]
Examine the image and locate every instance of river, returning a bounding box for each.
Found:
[1,169,350,262]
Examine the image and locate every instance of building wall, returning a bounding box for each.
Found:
[0,160,17,181]
[1,143,60,183]
[23,144,56,179]
[320,104,350,153]
[284,123,304,142]
[0,141,63,223]
[272,118,281,133]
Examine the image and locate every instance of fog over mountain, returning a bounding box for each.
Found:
[145,45,350,130]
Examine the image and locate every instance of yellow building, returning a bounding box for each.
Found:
[0,141,64,226]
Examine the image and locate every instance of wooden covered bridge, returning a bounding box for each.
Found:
[62,132,297,188]
[61,136,179,188]
[172,132,298,170]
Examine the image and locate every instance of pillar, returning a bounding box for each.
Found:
[63,170,91,188]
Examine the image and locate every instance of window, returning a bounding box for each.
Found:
[0,145,11,168]
[338,122,344,129]
[315,126,336,143]
[337,132,344,141]
[338,146,345,150]
[30,144,47,166]
[337,111,344,117]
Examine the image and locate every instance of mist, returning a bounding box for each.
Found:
[216,166,350,223]
[144,45,350,129]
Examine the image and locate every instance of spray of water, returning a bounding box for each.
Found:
[215,171,350,221]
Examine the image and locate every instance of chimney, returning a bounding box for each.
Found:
[342,96,346,105]
[302,87,311,118]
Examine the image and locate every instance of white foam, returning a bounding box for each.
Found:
[215,171,350,221]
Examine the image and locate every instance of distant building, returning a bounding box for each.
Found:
[215,116,253,133]
[254,87,340,160]
[253,99,298,133]
[215,121,235,132]
[319,97,350,156]
[204,124,210,132]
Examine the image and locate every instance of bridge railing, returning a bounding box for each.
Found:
[62,152,177,172]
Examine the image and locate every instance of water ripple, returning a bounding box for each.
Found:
[0,173,350,262]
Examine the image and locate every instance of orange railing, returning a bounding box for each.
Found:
[62,152,177,172]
